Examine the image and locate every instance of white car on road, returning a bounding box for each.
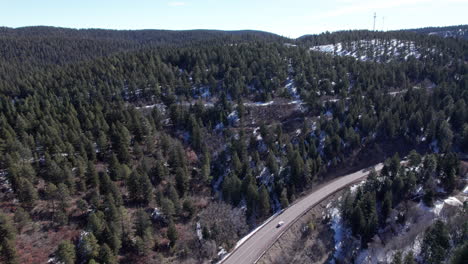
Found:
[276,221,285,228]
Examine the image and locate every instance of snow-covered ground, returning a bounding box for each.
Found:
[426,195,466,215]
[187,83,214,99]
[243,101,274,107]
[196,222,203,240]
[310,39,429,62]
[253,127,262,141]
[328,205,351,263]
[227,110,239,125]
[349,181,365,194]
[258,167,274,187]
[285,78,300,99]
[418,200,445,216]
[329,176,468,264]
[135,103,166,113]
[430,139,440,153]
[0,170,13,193]
[428,28,468,39]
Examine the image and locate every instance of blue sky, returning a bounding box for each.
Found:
[1,0,467,38]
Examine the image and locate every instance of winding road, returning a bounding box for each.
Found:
[221,163,384,264]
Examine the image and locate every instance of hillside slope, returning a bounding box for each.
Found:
[0,26,466,264]
[407,25,468,40]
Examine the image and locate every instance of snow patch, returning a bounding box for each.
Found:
[253,127,263,141]
[350,181,365,194]
[196,222,203,240]
[217,246,227,258]
[355,249,370,264]
[227,110,239,125]
[310,39,425,62]
[244,101,274,107]
[135,104,157,109]
[215,122,224,131]
[328,206,351,263]
[285,78,300,99]
[463,185,468,194]
[430,140,439,153]
[444,197,463,206]
[418,200,444,216]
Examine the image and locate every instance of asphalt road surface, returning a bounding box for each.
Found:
[221,163,384,264]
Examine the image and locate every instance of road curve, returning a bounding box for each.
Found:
[221,163,384,264]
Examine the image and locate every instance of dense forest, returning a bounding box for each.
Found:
[340,152,467,263]
[0,26,467,264]
[406,25,468,40]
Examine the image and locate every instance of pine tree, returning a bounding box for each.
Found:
[246,183,259,217]
[391,251,402,264]
[108,154,121,181]
[0,213,18,264]
[189,115,202,151]
[13,207,30,232]
[363,193,378,242]
[102,222,122,254]
[78,232,100,261]
[222,173,241,205]
[231,152,242,174]
[134,209,151,238]
[134,236,149,256]
[404,171,417,197]
[389,153,401,178]
[113,123,131,164]
[53,184,70,225]
[289,151,305,191]
[437,120,453,152]
[423,187,435,207]
[183,199,195,218]
[258,185,271,218]
[450,242,468,264]
[152,160,167,185]
[403,252,416,264]
[139,172,153,204]
[87,212,105,238]
[127,171,152,204]
[167,184,181,212]
[462,124,468,152]
[86,161,99,188]
[382,191,393,222]
[161,198,176,219]
[127,171,141,201]
[442,168,456,194]
[167,221,178,248]
[266,152,278,176]
[421,220,450,264]
[56,240,76,264]
[280,189,289,209]
[17,178,38,208]
[175,167,189,196]
[45,183,58,213]
[98,243,116,264]
[408,150,421,167]
[351,206,365,237]
[200,159,211,183]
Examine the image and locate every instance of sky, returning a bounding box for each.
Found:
[1,0,467,38]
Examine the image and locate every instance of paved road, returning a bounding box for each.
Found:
[221,163,384,264]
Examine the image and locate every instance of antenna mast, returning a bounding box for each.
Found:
[382,16,385,31]
[373,12,376,31]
